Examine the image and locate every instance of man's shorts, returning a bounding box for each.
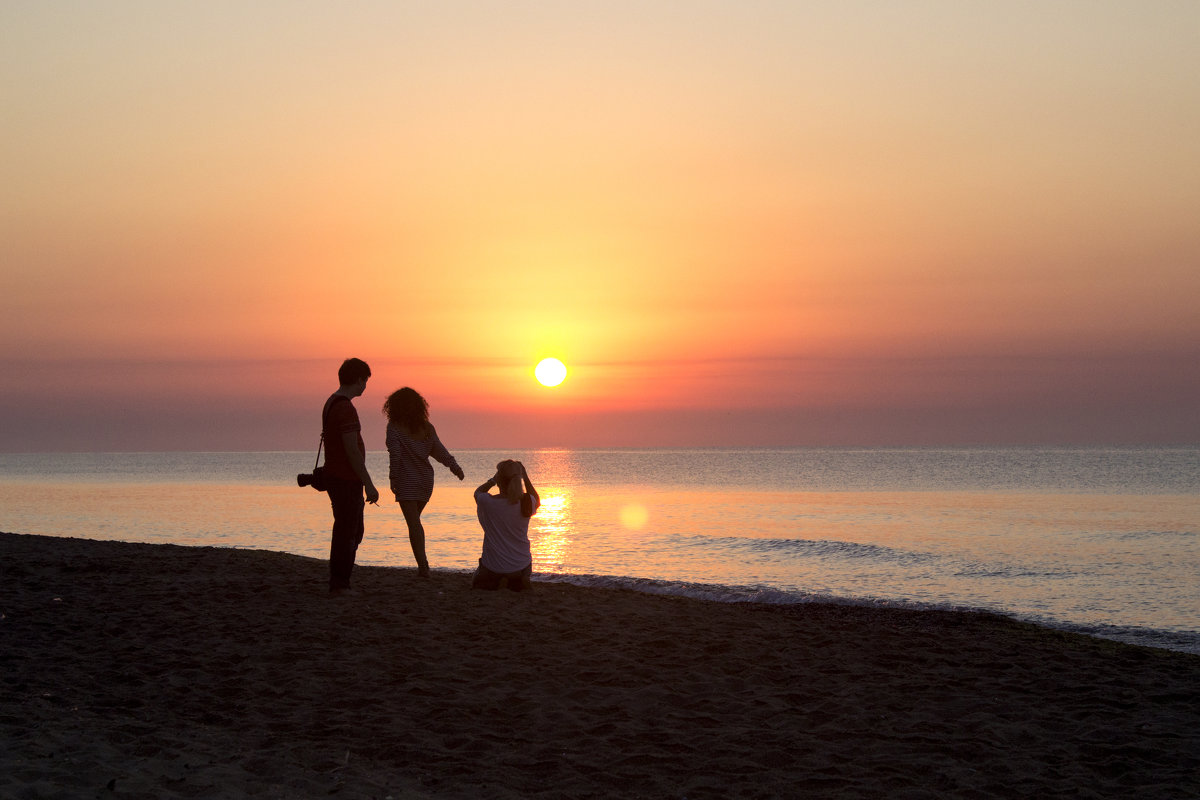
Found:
[471,560,533,592]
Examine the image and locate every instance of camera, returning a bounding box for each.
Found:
[297,466,328,492]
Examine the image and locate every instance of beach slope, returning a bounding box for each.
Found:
[2,532,1198,798]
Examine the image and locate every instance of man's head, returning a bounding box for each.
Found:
[338,358,372,394]
[495,459,523,503]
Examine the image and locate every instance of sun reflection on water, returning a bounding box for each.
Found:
[530,487,574,572]
[526,448,580,572]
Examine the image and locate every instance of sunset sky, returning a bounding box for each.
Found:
[3,2,1198,451]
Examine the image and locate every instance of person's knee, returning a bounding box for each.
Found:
[472,563,502,590]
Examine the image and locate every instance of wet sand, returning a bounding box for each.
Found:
[2,531,1198,799]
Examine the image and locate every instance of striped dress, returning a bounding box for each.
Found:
[386,424,461,503]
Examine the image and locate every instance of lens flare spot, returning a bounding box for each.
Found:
[619,503,649,530]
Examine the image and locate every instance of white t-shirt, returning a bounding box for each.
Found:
[475,490,536,573]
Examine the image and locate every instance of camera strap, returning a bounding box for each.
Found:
[315,394,350,470]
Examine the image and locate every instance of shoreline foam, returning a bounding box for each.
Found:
[3,532,1198,798]
[535,572,1200,656]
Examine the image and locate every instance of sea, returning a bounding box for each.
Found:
[1,447,1197,655]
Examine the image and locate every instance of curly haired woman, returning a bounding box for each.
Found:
[382,387,464,577]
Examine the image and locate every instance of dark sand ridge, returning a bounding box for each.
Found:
[2,532,1198,799]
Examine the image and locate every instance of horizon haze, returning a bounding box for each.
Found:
[3,3,1198,452]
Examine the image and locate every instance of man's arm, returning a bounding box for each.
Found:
[520,463,540,511]
[342,431,379,504]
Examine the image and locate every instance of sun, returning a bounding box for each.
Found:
[534,357,568,387]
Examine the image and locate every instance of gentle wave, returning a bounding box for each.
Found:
[678,533,941,565]
[537,571,960,609]
[950,566,1077,580]
[1103,529,1198,542]
[530,571,1200,656]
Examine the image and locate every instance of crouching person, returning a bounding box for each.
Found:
[472,460,540,591]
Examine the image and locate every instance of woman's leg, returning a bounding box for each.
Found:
[398,499,430,575]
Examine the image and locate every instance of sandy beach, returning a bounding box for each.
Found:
[2,532,1198,799]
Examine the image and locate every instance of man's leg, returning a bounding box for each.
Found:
[328,479,364,592]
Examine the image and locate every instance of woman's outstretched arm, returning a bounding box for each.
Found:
[428,425,465,480]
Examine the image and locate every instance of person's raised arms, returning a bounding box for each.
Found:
[519,462,540,515]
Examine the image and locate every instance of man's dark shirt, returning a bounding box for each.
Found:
[322,395,364,482]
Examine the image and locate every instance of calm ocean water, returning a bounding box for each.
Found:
[2,447,1197,654]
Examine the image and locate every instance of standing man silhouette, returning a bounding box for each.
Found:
[322,357,380,596]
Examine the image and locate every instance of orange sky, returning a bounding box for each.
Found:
[2,3,1198,450]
